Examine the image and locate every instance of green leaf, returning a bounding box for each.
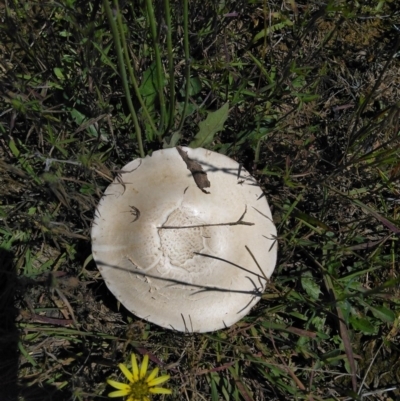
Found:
[139,63,161,107]
[70,108,98,137]
[189,102,229,148]
[210,373,219,401]
[18,341,38,367]
[189,77,202,96]
[348,316,376,334]
[301,272,321,300]
[54,67,65,81]
[181,76,202,96]
[292,209,332,231]
[292,75,306,89]
[0,207,7,219]
[369,305,395,323]
[163,131,181,148]
[228,367,255,401]
[70,108,86,125]
[253,20,293,43]
[9,138,20,157]
[92,42,118,74]
[295,93,320,102]
[79,183,96,196]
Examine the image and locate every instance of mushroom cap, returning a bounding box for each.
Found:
[91,147,277,332]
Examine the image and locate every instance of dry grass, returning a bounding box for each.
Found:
[1,1,400,400]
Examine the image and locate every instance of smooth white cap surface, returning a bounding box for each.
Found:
[91,147,277,332]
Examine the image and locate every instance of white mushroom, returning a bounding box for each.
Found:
[91,147,277,332]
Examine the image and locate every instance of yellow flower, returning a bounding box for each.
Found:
[107,353,172,401]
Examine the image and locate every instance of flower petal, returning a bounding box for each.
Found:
[148,374,170,387]
[140,354,149,379]
[131,353,139,381]
[108,389,131,398]
[146,367,159,383]
[107,379,130,391]
[149,387,173,395]
[119,363,134,382]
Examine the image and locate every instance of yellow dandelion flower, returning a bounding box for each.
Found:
[107,353,172,401]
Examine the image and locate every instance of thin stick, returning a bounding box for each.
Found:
[104,0,145,157]
[164,0,175,132]
[358,341,384,395]
[177,0,190,131]
[145,0,166,135]
[157,206,254,229]
[245,245,268,281]
[269,329,306,391]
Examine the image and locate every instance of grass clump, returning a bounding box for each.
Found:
[1,0,400,400]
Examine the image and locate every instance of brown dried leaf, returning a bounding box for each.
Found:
[176,146,211,193]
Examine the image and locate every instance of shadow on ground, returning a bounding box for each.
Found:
[0,248,69,401]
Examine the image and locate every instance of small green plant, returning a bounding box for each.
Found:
[1,0,399,400]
